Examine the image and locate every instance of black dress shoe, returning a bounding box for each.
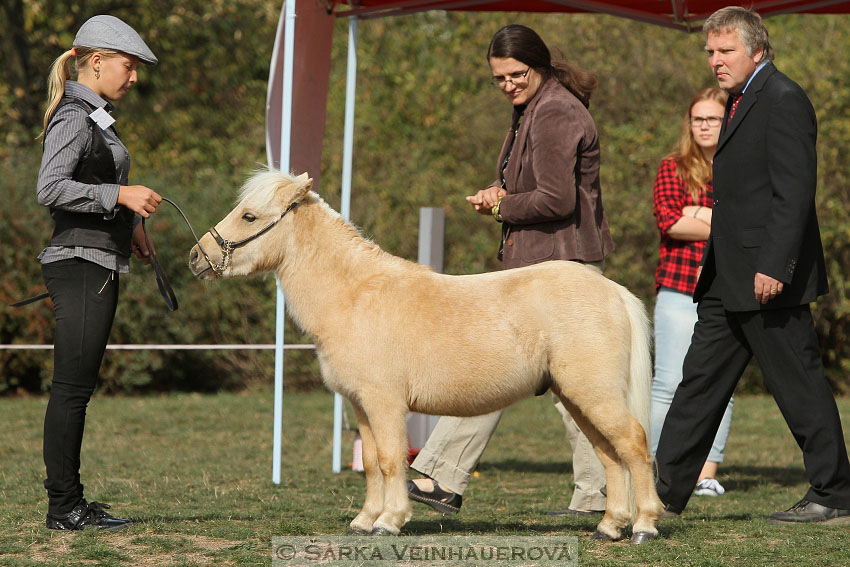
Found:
[768,499,850,525]
[660,502,681,519]
[46,499,132,531]
[407,479,462,514]
[547,507,604,516]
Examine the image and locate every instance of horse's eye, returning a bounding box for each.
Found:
[242,213,256,222]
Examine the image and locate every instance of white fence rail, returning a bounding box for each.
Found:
[0,344,316,350]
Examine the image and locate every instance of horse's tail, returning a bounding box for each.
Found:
[621,288,653,447]
[619,284,653,521]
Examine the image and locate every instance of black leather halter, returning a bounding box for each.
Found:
[202,200,299,276]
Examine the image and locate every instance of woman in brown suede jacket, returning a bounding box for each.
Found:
[408,24,614,517]
[468,25,614,268]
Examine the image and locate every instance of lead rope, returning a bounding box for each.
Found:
[137,196,230,311]
[10,197,216,311]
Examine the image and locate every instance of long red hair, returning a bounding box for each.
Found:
[667,87,729,200]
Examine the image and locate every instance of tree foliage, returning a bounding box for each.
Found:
[2,4,849,394]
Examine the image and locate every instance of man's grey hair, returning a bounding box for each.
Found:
[703,6,775,62]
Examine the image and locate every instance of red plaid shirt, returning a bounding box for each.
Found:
[653,157,714,294]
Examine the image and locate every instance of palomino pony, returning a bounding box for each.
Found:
[188,170,664,543]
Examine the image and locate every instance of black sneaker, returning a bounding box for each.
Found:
[46,499,132,531]
[407,479,462,514]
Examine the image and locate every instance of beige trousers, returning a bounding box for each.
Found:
[410,261,607,512]
[410,397,606,511]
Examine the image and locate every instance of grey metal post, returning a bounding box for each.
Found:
[417,207,445,273]
[408,207,445,452]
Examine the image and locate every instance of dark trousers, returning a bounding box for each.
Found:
[42,258,118,515]
[656,292,850,512]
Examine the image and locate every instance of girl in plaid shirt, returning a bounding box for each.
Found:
[650,87,733,497]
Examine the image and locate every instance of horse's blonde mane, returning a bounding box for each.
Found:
[239,169,423,273]
[304,192,420,272]
[238,169,308,206]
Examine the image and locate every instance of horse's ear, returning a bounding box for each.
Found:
[290,177,314,204]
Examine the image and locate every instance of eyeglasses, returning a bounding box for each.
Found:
[690,116,723,127]
[491,67,530,88]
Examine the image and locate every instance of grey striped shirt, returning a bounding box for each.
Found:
[37,81,135,273]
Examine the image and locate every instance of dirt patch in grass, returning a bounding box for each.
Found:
[20,533,239,566]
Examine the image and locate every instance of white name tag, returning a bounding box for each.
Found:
[89,107,116,130]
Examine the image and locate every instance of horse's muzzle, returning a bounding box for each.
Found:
[188,245,216,279]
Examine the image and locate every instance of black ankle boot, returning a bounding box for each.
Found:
[46,499,131,531]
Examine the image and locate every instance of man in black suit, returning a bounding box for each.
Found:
[655,6,850,524]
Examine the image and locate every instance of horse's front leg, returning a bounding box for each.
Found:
[359,400,411,535]
[348,403,384,534]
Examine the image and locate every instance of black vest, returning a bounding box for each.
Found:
[48,97,134,257]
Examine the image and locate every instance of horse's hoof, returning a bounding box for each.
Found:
[630,531,657,545]
[347,527,370,535]
[590,530,620,542]
[369,527,395,536]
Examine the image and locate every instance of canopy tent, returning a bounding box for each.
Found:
[265,0,850,482]
[332,0,850,30]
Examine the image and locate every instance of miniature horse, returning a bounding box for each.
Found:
[188,170,663,543]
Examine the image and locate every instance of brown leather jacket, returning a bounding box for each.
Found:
[495,77,614,270]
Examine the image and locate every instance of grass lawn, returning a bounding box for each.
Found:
[1,388,848,566]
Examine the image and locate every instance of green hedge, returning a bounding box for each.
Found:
[2,7,849,394]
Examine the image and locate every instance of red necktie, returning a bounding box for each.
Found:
[727,94,742,124]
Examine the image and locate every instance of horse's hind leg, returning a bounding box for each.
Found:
[612,418,664,540]
[348,402,386,534]
[356,398,411,535]
[556,389,663,541]
[554,394,631,540]
[597,411,662,541]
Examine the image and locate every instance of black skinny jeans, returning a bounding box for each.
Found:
[42,258,118,515]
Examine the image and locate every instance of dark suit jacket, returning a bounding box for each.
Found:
[494,77,614,270]
[693,62,828,311]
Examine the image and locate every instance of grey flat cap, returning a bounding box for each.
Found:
[74,15,157,65]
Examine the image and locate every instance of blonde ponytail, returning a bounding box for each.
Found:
[40,47,109,138]
[41,50,76,137]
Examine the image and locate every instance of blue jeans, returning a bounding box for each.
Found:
[650,287,733,463]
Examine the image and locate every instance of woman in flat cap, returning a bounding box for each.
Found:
[36,14,161,531]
